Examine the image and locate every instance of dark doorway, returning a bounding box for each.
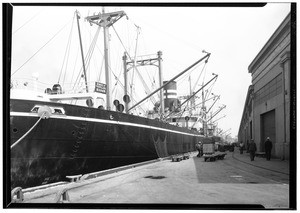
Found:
[260,110,276,155]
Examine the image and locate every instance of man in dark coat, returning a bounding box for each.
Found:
[265,137,273,161]
[248,139,257,161]
[239,141,244,154]
[196,142,203,157]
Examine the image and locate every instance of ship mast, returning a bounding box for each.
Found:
[76,10,89,93]
[86,9,126,110]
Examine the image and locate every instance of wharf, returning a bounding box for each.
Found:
[16,150,289,209]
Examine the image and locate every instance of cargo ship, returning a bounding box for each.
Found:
[10,9,218,189]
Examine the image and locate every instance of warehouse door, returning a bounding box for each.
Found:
[260,110,276,154]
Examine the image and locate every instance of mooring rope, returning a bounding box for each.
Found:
[10,112,46,149]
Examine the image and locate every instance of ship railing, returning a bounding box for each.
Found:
[10,78,106,96]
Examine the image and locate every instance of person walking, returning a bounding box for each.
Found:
[265,137,273,161]
[199,142,203,157]
[239,141,244,154]
[248,139,257,161]
[196,142,202,157]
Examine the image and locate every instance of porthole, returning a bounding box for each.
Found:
[12,128,18,133]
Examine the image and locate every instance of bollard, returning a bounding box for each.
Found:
[55,188,70,203]
[66,174,82,182]
[11,187,24,203]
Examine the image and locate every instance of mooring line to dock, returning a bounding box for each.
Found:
[10,111,47,149]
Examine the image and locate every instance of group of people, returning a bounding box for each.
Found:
[240,137,273,161]
[196,137,273,161]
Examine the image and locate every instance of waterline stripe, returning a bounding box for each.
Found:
[10,112,202,137]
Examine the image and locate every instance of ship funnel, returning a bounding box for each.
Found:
[163,80,180,112]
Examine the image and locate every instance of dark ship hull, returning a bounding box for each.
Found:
[10,99,205,189]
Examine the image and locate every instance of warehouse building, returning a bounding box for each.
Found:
[238,12,291,160]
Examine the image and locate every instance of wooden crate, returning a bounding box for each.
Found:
[203,144,215,154]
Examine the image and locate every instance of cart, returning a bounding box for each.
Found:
[202,143,226,162]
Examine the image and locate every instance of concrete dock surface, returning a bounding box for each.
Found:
[19,148,290,209]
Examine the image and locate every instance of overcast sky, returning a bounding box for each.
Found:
[10,3,291,137]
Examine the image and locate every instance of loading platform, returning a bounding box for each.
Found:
[8,150,289,209]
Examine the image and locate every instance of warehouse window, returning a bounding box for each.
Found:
[254,73,282,106]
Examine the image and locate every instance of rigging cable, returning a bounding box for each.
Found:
[176,60,205,95]
[177,103,190,121]
[112,25,156,105]
[191,61,207,92]
[72,24,94,89]
[138,36,158,95]
[130,24,140,99]
[82,26,101,86]
[84,25,105,81]
[202,59,208,84]
[12,17,73,76]
[112,69,123,98]
[170,96,212,122]
[70,47,80,86]
[58,12,76,84]
[128,29,158,103]
[78,29,126,105]
[112,25,129,56]
[84,26,101,71]
[72,26,101,91]
[204,77,217,101]
[97,58,105,82]
[13,10,42,35]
